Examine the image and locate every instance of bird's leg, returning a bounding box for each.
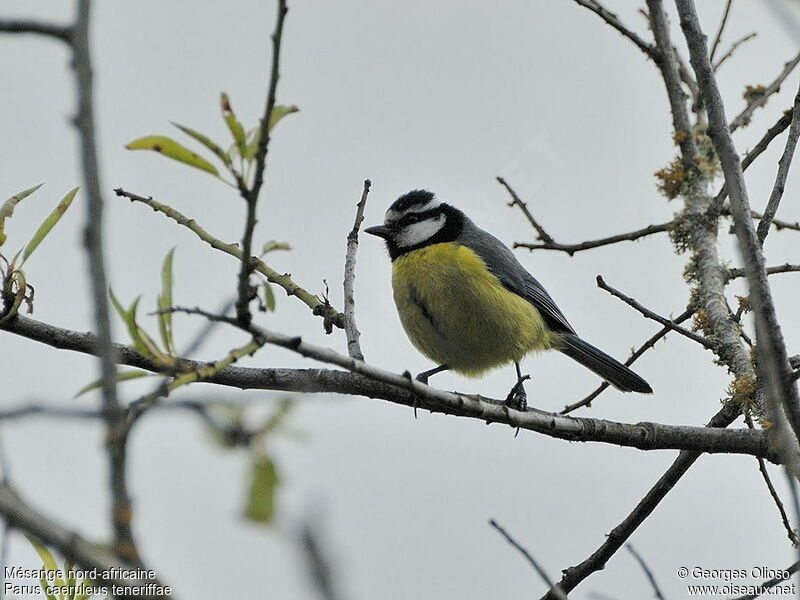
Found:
[415,364,449,384]
[504,362,530,411]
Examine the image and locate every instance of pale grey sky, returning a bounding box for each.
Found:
[2,1,800,598]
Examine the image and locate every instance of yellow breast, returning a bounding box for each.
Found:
[391,242,558,376]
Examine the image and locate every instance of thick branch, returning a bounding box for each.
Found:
[0,314,776,460]
[677,0,800,444]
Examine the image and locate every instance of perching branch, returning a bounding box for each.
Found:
[114,188,345,332]
[343,180,371,360]
[0,313,777,460]
[235,0,289,325]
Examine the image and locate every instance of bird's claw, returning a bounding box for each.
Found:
[504,374,530,411]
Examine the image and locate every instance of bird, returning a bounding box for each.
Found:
[364,189,652,409]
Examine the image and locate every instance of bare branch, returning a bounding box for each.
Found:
[730,50,800,132]
[515,222,671,255]
[235,0,289,325]
[729,560,800,600]
[0,405,101,421]
[542,402,742,599]
[561,308,694,414]
[569,0,658,61]
[596,276,713,349]
[744,413,800,546]
[677,0,800,445]
[756,78,800,244]
[0,19,72,42]
[343,180,371,360]
[0,314,776,460]
[497,177,554,243]
[489,519,565,599]
[713,32,757,72]
[625,544,667,600]
[71,0,138,564]
[708,0,733,65]
[0,483,172,599]
[725,263,800,282]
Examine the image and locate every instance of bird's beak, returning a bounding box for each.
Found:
[364,225,391,239]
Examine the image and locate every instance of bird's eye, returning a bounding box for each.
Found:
[402,213,421,224]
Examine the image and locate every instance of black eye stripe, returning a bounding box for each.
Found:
[399,207,442,225]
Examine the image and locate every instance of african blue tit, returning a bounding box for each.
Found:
[364,190,652,406]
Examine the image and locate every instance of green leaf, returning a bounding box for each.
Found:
[261,240,291,256]
[171,122,231,168]
[73,370,155,398]
[0,183,44,247]
[220,93,246,158]
[262,282,275,312]
[26,536,66,595]
[0,270,27,325]
[244,453,280,524]
[110,290,171,364]
[126,136,219,176]
[157,248,176,355]
[19,187,78,265]
[269,104,299,130]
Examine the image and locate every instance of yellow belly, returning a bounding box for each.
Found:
[392,243,558,376]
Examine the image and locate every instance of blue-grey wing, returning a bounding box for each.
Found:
[457,219,576,335]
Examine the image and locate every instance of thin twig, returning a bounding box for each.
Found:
[489,519,565,599]
[756,77,800,244]
[343,179,371,360]
[713,32,757,72]
[625,544,667,600]
[708,0,734,65]
[709,109,794,218]
[114,188,345,332]
[497,177,554,243]
[299,518,343,600]
[515,222,671,254]
[235,0,289,325]
[0,19,73,42]
[730,50,800,132]
[729,560,800,600]
[596,276,713,349]
[561,308,693,414]
[726,263,800,282]
[570,0,658,60]
[744,412,800,546]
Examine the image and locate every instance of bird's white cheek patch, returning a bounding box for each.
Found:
[396,215,446,247]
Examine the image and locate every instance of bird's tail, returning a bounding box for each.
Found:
[558,334,652,393]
